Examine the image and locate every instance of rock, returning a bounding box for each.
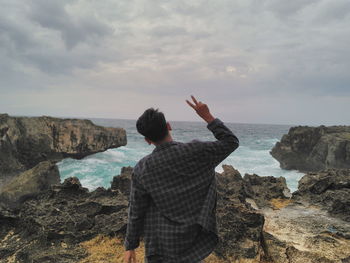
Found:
[263,232,340,263]
[18,176,128,242]
[262,203,350,263]
[270,125,350,172]
[0,113,127,182]
[0,225,88,263]
[111,166,133,197]
[0,161,60,207]
[292,169,350,221]
[0,202,17,229]
[0,113,127,262]
[0,174,129,262]
[215,165,266,261]
[215,200,265,261]
[3,163,348,263]
[244,173,291,208]
[0,165,266,262]
[216,165,291,209]
[113,165,271,261]
[216,165,246,201]
[216,165,350,262]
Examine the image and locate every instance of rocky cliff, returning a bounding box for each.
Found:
[0,114,127,187]
[0,161,60,207]
[263,169,350,263]
[2,164,349,263]
[292,168,350,222]
[0,165,269,262]
[270,125,350,172]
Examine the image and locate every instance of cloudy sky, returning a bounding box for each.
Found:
[1,0,349,125]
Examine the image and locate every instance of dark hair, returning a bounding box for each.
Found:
[136,108,168,143]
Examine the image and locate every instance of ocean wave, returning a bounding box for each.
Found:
[102,150,126,162]
[58,121,300,192]
[83,158,109,165]
[80,176,105,190]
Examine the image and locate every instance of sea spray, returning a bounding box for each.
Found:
[58,118,304,192]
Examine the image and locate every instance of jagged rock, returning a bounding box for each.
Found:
[0,225,88,263]
[216,165,291,209]
[112,164,269,261]
[0,165,268,262]
[215,165,266,261]
[262,202,350,263]
[0,175,129,262]
[216,165,246,200]
[111,166,133,197]
[292,169,350,221]
[0,113,127,183]
[270,125,350,172]
[216,165,350,262]
[244,173,291,208]
[263,232,339,263]
[18,177,128,243]
[0,161,60,207]
[3,163,348,263]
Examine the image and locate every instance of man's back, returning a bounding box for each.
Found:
[139,139,218,223]
[125,118,239,263]
[124,97,239,263]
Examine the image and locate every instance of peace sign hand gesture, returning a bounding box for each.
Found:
[186,95,215,124]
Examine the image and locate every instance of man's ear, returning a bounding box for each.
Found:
[144,137,152,145]
[166,122,172,131]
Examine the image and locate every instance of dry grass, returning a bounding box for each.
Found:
[269,198,293,209]
[205,253,230,263]
[78,235,233,263]
[79,235,145,263]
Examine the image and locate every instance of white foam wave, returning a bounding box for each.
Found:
[83,158,108,165]
[80,176,104,191]
[100,150,126,163]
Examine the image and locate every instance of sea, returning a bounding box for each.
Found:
[57,118,305,193]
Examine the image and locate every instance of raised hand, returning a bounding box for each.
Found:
[186,95,215,124]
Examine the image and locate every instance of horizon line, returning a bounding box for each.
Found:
[2,112,321,127]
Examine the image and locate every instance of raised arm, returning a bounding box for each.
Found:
[186,95,239,167]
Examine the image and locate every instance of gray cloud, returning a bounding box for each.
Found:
[0,0,349,124]
[265,0,319,17]
[28,0,113,49]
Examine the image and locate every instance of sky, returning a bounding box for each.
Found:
[1,0,349,125]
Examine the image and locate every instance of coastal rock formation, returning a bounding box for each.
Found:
[261,168,350,263]
[0,165,269,262]
[1,164,349,262]
[0,113,127,184]
[263,203,350,263]
[0,161,60,207]
[215,165,350,263]
[243,173,291,208]
[292,169,350,222]
[0,175,129,262]
[112,165,269,261]
[270,125,350,172]
[215,165,291,209]
[111,166,133,197]
[19,177,128,242]
[215,165,266,261]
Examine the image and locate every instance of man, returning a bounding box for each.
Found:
[124,95,239,263]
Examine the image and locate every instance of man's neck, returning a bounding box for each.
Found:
[154,135,173,146]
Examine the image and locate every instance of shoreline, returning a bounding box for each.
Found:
[1,113,349,262]
[57,146,305,193]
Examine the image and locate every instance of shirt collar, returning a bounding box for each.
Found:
[152,140,178,153]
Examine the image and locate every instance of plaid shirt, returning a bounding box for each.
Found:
[124,118,239,263]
